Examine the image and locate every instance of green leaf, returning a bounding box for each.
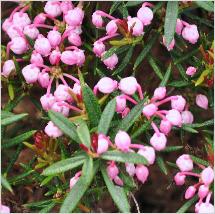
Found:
[168,80,190,87]
[101,47,118,60]
[174,48,199,64]
[42,155,86,176]
[48,111,80,143]
[109,2,121,14]
[40,175,55,187]
[190,155,210,166]
[126,1,142,7]
[195,1,214,12]
[39,202,56,213]
[113,46,134,75]
[4,93,25,112]
[25,34,35,47]
[1,175,13,192]
[147,55,164,80]
[82,85,101,128]
[156,155,168,175]
[159,63,172,86]
[186,119,214,128]
[175,63,189,81]
[1,110,14,120]
[1,113,28,126]
[162,146,183,152]
[8,83,14,100]
[177,194,198,213]
[75,119,91,148]
[2,130,36,149]
[182,125,198,133]
[98,98,116,135]
[60,157,94,213]
[101,150,148,165]
[24,199,54,209]
[131,120,151,139]
[133,33,159,70]
[101,166,130,213]
[164,1,178,46]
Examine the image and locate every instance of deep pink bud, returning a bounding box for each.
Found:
[201,167,214,185]
[137,6,153,25]
[198,202,214,213]
[174,172,186,185]
[171,95,186,112]
[23,25,39,40]
[153,87,166,100]
[54,84,72,102]
[34,35,51,56]
[119,77,138,95]
[92,12,103,28]
[127,16,144,36]
[68,32,82,46]
[65,7,84,26]
[93,41,105,57]
[44,1,62,17]
[115,130,131,152]
[22,64,40,84]
[2,60,15,78]
[95,77,118,94]
[196,94,208,110]
[160,120,172,135]
[138,146,156,165]
[97,134,109,154]
[125,163,136,177]
[182,24,199,44]
[10,37,28,54]
[12,12,31,28]
[60,1,73,14]
[102,52,118,70]
[176,19,184,35]
[47,30,61,48]
[50,101,70,117]
[166,109,182,127]
[150,132,167,151]
[135,165,149,184]
[49,49,61,65]
[44,121,63,138]
[186,66,197,76]
[142,103,158,117]
[38,72,50,88]
[185,186,196,199]
[107,163,119,180]
[198,184,209,199]
[33,13,46,24]
[181,110,194,124]
[176,154,193,172]
[116,95,127,113]
[40,94,56,111]
[106,20,118,35]
[163,36,175,51]
[114,176,124,186]
[30,51,44,65]
[0,204,10,214]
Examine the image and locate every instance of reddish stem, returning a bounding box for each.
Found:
[137,84,144,100]
[98,33,119,42]
[96,10,117,20]
[155,96,177,106]
[63,73,80,84]
[123,94,137,105]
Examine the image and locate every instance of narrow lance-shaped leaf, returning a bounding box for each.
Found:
[1,176,13,193]
[190,155,210,166]
[101,47,118,60]
[1,113,28,126]
[147,55,164,80]
[156,155,168,175]
[159,63,172,86]
[177,195,198,213]
[195,1,214,12]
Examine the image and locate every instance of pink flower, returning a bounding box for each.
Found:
[171,95,186,112]
[44,121,63,138]
[163,36,175,51]
[68,32,82,46]
[33,13,46,24]
[0,204,10,214]
[61,50,77,65]
[38,71,50,88]
[2,18,13,32]
[182,24,199,44]
[198,185,209,199]
[201,167,214,185]
[12,12,31,28]
[34,35,52,56]
[97,134,109,154]
[49,49,61,65]
[40,94,56,111]
[185,186,196,199]
[160,120,172,135]
[174,172,186,185]
[30,51,44,65]
[23,25,39,40]
[106,20,118,35]
[181,110,194,124]
[73,49,85,66]
[102,52,118,70]
[50,101,70,117]
[150,132,167,151]
[54,84,72,102]
[7,25,22,39]
[137,6,153,26]
[92,12,103,28]
[119,77,138,95]
[60,1,73,14]
[93,41,105,57]
[198,202,214,213]
[10,37,28,54]
[127,16,144,36]
[153,87,166,100]
[125,163,136,177]
[142,103,158,117]
[47,30,62,48]
[2,60,15,78]
[166,109,182,127]
[176,19,184,35]
[65,7,84,26]
[44,1,62,17]
[22,64,40,84]
[135,165,149,183]
[138,146,156,165]
[176,154,193,172]
[94,77,118,94]
[186,66,197,76]
[115,130,131,152]
[196,94,208,110]
[116,95,127,113]
[107,163,119,180]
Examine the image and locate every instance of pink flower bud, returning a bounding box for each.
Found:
[12,12,31,28]
[176,19,184,35]
[23,25,39,40]
[198,185,209,199]
[114,176,124,186]
[40,94,56,111]
[138,146,156,165]
[22,64,40,84]
[97,134,109,154]
[60,1,73,14]
[135,165,149,184]
[73,49,85,66]
[68,32,82,46]
[160,119,172,135]
[119,77,138,95]
[69,176,79,189]
[122,107,130,118]
[201,167,214,186]
[185,186,196,199]
[142,103,158,117]
[196,94,208,110]
[174,172,186,185]
[176,154,193,172]
[0,204,10,214]
[153,87,166,100]
[198,202,214,213]
[106,20,118,35]
[67,25,82,35]
[150,132,167,151]
[163,36,175,51]
[125,163,136,177]
[195,202,201,213]
[7,25,22,39]
[44,1,62,17]
[33,13,46,24]
[93,41,105,57]
[65,7,84,26]
[182,24,199,44]
[54,84,72,102]
[47,30,61,48]
[186,66,197,76]
[61,50,77,65]
[171,95,186,112]
[49,49,61,65]
[181,110,194,124]
[127,16,144,36]
[10,37,28,54]
[116,95,127,113]
[50,101,70,117]
[38,71,50,88]
[95,77,118,94]
[166,109,182,127]
[102,52,118,70]
[72,83,81,96]
[137,6,153,25]
[107,163,119,180]
[92,12,103,28]
[2,18,13,32]
[34,36,51,56]
[44,121,63,138]
[30,51,44,65]
[2,60,15,78]
[115,130,131,152]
